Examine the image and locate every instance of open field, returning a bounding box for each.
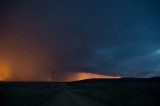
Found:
[0,78,160,106]
[0,82,62,106]
[69,78,160,106]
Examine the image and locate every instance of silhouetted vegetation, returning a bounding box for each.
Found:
[0,82,62,106]
[0,78,159,106]
[69,78,160,106]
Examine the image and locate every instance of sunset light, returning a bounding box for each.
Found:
[0,63,10,81]
[65,72,122,81]
[0,1,159,106]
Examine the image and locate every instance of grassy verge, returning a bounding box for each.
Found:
[69,80,159,106]
[0,84,61,106]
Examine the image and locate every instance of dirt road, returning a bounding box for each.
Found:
[44,86,105,106]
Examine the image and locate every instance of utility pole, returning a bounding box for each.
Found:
[51,69,55,81]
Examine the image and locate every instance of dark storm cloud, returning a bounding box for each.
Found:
[1,0,160,81]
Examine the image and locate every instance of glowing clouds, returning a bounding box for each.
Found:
[0,62,11,81]
[0,35,54,81]
[76,72,121,80]
[65,72,122,81]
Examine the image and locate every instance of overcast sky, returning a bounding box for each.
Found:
[0,0,160,81]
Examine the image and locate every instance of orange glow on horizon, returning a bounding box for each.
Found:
[71,72,122,81]
[0,62,10,81]
[0,57,122,82]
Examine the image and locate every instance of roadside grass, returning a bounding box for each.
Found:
[70,80,159,106]
[0,84,61,106]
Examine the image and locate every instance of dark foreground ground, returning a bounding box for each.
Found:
[0,78,160,106]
